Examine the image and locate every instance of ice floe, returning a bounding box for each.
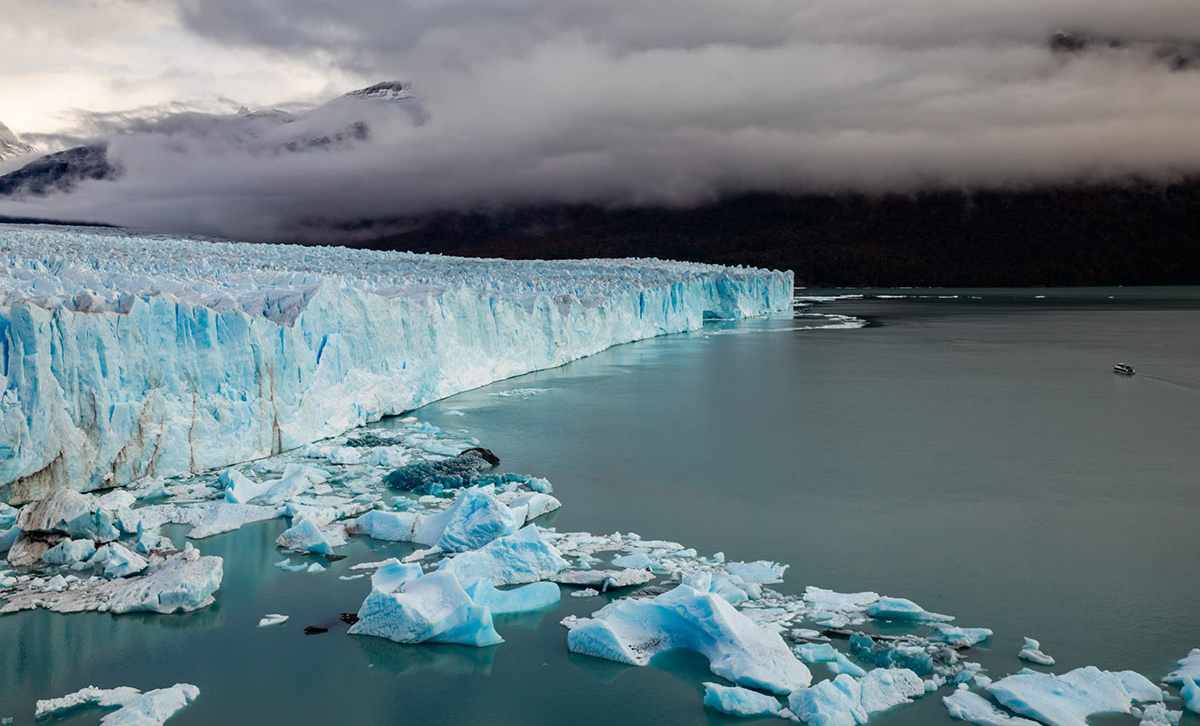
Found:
[943,686,1039,725]
[1016,637,1055,666]
[702,682,783,718]
[35,683,198,726]
[258,613,289,627]
[987,666,1162,726]
[348,569,504,646]
[565,581,811,695]
[438,525,568,586]
[866,596,954,623]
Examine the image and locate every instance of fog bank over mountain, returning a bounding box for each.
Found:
[2,1,1199,240]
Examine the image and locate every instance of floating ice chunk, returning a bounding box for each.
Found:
[858,668,926,714]
[943,686,1039,725]
[683,571,752,605]
[439,525,568,586]
[804,587,880,612]
[348,569,504,647]
[371,560,424,593]
[797,643,840,664]
[92,543,149,579]
[566,582,811,694]
[1017,638,1055,666]
[1165,649,1200,713]
[99,684,199,726]
[35,686,142,719]
[930,625,994,648]
[866,596,953,623]
[987,666,1162,726]
[254,464,328,505]
[505,492,561,524]
[724,560,788,584]
[611,552,654,570]
[306,563,326,573]
[350,510,419,542]
[526,477,553,494]
[42,538,96,565]
[552,569,655,590]
[570,588,600,598]
[462,580,560,615]
[276,518,338,554]
[220,469,271,504]
[435,488,518,552]
[1136,703,1183,725]
[787,669,924,725]
[107,550,223,614]
[350,558,397,571]
[788,674,868,726]
[274,558,309,573]
[186,503,278,539]
[258,613,289,627]
[702,682,783,718]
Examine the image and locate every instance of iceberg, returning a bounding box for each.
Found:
[702,682,783,718]
[866,596,953,623]
[1135,703,1182,725]
[1016,637,1055,666]
[987,666,1162,726]
[1165,649,1200,714]
[943,686,1039,725]
[276,518,340,555]
[106,549,223,614]
[0,225,791,504]
[220,468,271,504]
[438,525,568,586]
[35,686,143,719]
[99,684,199,726]
[434,488,519,552]
[787,669,925,726]
[258,613,289,627]
[566,582,811,695]
[348,569,504,647]
[930,625,994,648]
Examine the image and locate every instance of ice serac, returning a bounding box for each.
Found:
[0,225,793,504]
[565,582,811,695]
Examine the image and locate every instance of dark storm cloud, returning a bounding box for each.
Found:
[3,0,1200,239]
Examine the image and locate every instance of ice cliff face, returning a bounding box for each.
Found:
[0,225,792,503]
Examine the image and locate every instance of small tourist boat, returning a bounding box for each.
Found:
[1113,363,1136,376]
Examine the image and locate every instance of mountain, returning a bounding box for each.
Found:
[0,81,425,198]
[323,181,1200,287]
[0,144,116,196]
[0,121,34,161]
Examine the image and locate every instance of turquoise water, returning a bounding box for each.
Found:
[4,288,1200,724]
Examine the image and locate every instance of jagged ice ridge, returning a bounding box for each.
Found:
[0,225,791,503]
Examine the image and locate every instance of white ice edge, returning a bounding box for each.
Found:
[0,225,792,503]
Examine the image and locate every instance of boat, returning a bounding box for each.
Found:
[1113,363,1136,376]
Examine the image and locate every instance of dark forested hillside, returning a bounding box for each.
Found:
[337,180,1200,286]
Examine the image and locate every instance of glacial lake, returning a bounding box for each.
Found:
[4,287,1199,724]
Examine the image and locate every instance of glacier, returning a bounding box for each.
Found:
[0,224,791,504]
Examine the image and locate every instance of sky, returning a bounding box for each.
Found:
[2,0,1199,238]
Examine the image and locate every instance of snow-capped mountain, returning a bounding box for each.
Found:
[0,121,34,162]
[0,81,426,197]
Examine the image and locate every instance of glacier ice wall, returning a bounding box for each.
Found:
[0,225,791,503]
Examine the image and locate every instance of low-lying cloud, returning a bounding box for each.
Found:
[2,0,1199,240]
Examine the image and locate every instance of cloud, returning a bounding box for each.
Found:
[2,0,1200,239]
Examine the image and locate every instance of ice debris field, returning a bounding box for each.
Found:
[0,226,1195,725]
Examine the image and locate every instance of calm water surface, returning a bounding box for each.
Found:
[4,288,1199,724]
